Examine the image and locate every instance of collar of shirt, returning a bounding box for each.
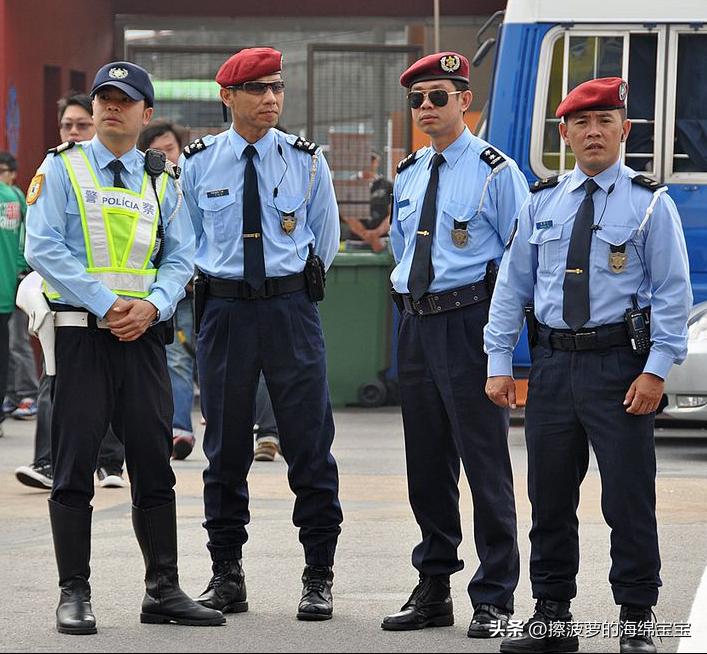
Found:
[425,126,472,171]
[89,135,141,176]
[227,126,276,161]
[566,157,623,195]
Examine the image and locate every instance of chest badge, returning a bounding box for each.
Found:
[280,212,297,235]
[609,244,628,273]
[451,220,469,248]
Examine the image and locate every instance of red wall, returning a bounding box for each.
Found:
[1,0,115,189]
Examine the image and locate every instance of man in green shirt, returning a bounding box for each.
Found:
[0,151,28,438]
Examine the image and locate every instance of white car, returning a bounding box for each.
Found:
[661,301,707,425]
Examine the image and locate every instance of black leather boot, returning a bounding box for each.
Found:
[468,603,511,638]
[297,565,334,621]
[49,499,97,635]
[381,574,454,631]
[500,599,579,653]
[132,502,225,626]
[619,606,657,653]
[196,559,248,613]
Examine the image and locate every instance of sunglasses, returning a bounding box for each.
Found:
[407,89,463,109]
[228,81,285,95]
[59,121,94,132]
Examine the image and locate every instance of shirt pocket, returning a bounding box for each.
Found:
[442,200,478,249]
[197,191,237,240]
[528,223,564,273]
[593,224,639,273]
[265,193,306,239]
[395,198,418,242]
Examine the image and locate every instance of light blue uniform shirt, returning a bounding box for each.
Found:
[484,159,692,380]
[390,127,529,293]
[179,127,340,279]
[25,136,194,321]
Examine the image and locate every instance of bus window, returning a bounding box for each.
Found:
[672,33,707,174]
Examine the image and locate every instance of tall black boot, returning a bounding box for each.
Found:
[131,502,225,626]
[48,499,97,635]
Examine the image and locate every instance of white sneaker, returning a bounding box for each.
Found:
[96,467,128,488]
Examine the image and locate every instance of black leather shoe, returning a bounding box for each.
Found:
[381,575,454,631]
[196,559,248,614]
[500,599,579,653]
[619,606,657,653]
[468,603,510,638]
[49,500,97,635]
[132,502,225,626]
[297,565,334,621]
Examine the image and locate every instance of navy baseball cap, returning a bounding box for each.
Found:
[90,61,154,107]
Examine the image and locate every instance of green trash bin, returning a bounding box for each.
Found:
[318,251,394,408]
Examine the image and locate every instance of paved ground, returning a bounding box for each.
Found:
[0,408,705,652]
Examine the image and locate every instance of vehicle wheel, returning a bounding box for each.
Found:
[358,379,387,408]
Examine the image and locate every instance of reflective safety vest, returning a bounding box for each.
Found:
[44,146,169,300]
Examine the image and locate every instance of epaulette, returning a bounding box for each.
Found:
[396,151,418,174]
[47,141,76,156]
[631,174,664,191]
[291,137,318,155]
[480,146,506,169]
[182,138,208,158]
[530,176,560,193]
[165,160,181,180]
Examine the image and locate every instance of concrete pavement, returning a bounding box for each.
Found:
[1,408,706,652]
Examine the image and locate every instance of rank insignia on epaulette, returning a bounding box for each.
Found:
[396,151,418,173]
[480,146,506,169]
[530,176,560,193]
[292,137,318,154]
[182,138,207,158]
[47,141,76,156]
[631,174,663,191]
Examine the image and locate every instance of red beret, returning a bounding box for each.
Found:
[216,47,283,87]
[555,77,628,118]
[400,52,470,88]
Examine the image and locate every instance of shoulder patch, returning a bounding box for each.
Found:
[396,151,418,174]
[631,174,664,191]
[26,173,44,205]
[480,146,506,169]
[182,138,208,158]
[530,176,560,193]
[47,141,76,156]
[290,137,318,155]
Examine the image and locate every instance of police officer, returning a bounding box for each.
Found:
[380,52,528,638]
[484,78,692,654]
[179,47,343,621]
[24,61,224,634]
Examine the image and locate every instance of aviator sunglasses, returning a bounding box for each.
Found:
[407,89,463,109]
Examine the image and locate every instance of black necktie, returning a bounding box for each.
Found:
[407,153,445,301]
[107,159,126,188]
[562,178,600,330]
[243,145,266,290]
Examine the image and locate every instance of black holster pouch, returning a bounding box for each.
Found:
[390,290,404,314]
[193,268,208,334]
[524,304,539,348]
[485,259,499,296]
[162,318,175,345]
[304,245,326,302]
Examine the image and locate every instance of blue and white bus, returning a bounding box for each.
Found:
[480,0,707,371]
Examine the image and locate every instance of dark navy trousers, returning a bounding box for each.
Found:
[50,326,175,509]
[197,290,342,566]
[525,341,661,607]
[397,299,519,611]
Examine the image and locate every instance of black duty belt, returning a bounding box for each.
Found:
[207,272,306,300]
[397,280,490,316]
[538,322,630,351]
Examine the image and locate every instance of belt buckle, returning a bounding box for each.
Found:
[408,296,424,315]
[574,330,598,350]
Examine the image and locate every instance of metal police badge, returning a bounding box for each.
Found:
[451,220,468,247]
[609,245,628,273]
[440,55,461,73]
[281,212,297,235]
[618,81,628,102]
[109,67,129,79]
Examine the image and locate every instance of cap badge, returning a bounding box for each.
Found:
[440,55,461,73]
[618,81,628,102]
[109,67,129,79]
